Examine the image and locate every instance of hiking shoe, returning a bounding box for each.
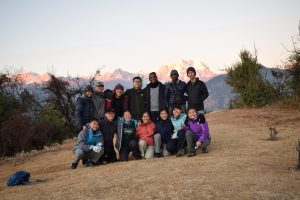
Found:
[84,161,91,168]
[154,153,161,158]
[82,159,88,166]
[187,150,196,157]
[71,163,78,169]
[176,149,185,157]
[202,148,209,153]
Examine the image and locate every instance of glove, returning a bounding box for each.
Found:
[92,145,101,153]
[89,145,95,150]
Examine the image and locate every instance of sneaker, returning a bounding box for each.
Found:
[176,149,185,157]
[82,159,88,166]
[202,148,208,153]
[71,163,78,169]
[84,161,91,168]
[187,150,196,157]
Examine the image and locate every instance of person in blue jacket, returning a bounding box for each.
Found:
[75,85,94,131]
[71,118,104,169]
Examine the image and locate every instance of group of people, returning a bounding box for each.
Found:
[71,67,211,169]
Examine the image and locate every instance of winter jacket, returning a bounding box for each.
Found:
[144,81,166,112]
[75,95,93,130]
[74,128,104,152]
[165,80,187,107]
[92,92,105,120]
[185,78,209,111]
[115,118,138,151]
[136,121,156,145]
[183,114,211,143]
[110,95,128,118]
[155,119,174,144]
[100,119,117,145]
[124,88,145,120]
[170,113,187,139]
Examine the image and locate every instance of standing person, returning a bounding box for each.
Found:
[92,82,105,121]
[71,118,104,169]
[100,109,117,163]
[75,85,94,131]
[144,72,166,122]
[110,84,127,120]
[124,77,145,120]
[185,67,209,114]
[165,70,187,114]
[153,109,174,157]
[183,107,211,157]
[136,112,156,159]
[116,110,141,161]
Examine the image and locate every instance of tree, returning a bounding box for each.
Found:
[225,49,274,107]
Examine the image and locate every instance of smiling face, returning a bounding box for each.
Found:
[123,111,131,122]
[85,91,93,97]
[159,110,168,120]
[95,85,104,93]
[142,112,150,123]
[170,73,179,82]
[133,78,142,89]
[187,71,196,80]
[188,109,197,120]
[172,107,182,118]
[90,120,99,131]
[115,89,123,97]
[105,112,115,121]
[149,73,157,84]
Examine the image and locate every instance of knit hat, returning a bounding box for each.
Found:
[84,85,94,93]
[186,67,196,75]
[114,84,124,91]
[170,69,179,76]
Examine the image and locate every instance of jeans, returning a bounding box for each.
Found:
[72,148,104,164]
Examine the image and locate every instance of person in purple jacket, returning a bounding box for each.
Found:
[183,107,211,157]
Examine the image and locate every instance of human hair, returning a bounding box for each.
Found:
[132,76,142,82]
[140,111,151,123]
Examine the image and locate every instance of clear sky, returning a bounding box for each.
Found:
[0,0,299,76]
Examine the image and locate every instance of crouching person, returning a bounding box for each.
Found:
[71,118,104,169]
[116,111,141,161]
[136,112,156,159]
[184,107,211,157]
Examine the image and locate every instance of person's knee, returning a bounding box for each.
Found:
[154,133,161,141]
[185,130,193,138]
[129,140,139,150]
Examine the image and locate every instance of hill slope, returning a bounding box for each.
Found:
[0,108,300,199]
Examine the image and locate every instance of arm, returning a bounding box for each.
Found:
[77,130,90,152]
[199,122,210,143]
[74,98,83,129]
[164,83,170,108]
[199,82,209,102]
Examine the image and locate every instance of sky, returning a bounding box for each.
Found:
[0,0,299,76]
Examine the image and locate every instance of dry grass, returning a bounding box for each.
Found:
[0,108,300,199]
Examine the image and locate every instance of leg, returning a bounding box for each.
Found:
[185,130,197,153]
[200,138,211,153]
[105,144,117,163]
[129,140,141,159]
[145,145,154,159]
[154,134,162,154]
[177,130,186,150]
[88,149,104,163]
[162,144,171,157]
[138,140,147,158]
[119,146,129,162]
[72,148,85,165]
[166,139,178,154]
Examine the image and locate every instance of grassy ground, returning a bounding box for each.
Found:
[0,108,300,200]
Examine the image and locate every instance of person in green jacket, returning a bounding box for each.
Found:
[124,76,146,120]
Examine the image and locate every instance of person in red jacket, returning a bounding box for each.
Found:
[136,112,156,159]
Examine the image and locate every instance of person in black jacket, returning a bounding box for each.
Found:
[74,85,94,131]
[144,72,166,122]
[124,77,145,120]
[185,67,209,114]
[110,84,127,120]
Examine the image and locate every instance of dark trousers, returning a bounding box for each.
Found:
[150,111,160,123]
[119,140,141,161]
[166,130,186,153]
[99,143,117,163]
[185,130,211,152]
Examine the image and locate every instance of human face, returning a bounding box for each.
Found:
[90,121,99,131]
[86,91,93,97]
[160,110,168,120]
[105,112,115,121]
[142,112,150,123]
[188,109,197,120]
[170,74,179,82]
[115,89,123,97]
[133,79,142,89]
[149,73,157,84]
[95,85,104,93]
[172,108,182,118]
[187,71,196,80]
[123,111,131,122]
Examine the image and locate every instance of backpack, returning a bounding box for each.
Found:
[7,171,30,186]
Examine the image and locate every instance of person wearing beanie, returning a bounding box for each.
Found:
[124,77,145,120]
[110,83,127,119]
[92,82,106,121]
[185,67,209,114]
[144,72,166,122]
[164,69,187,114]
[74,85,94,131]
